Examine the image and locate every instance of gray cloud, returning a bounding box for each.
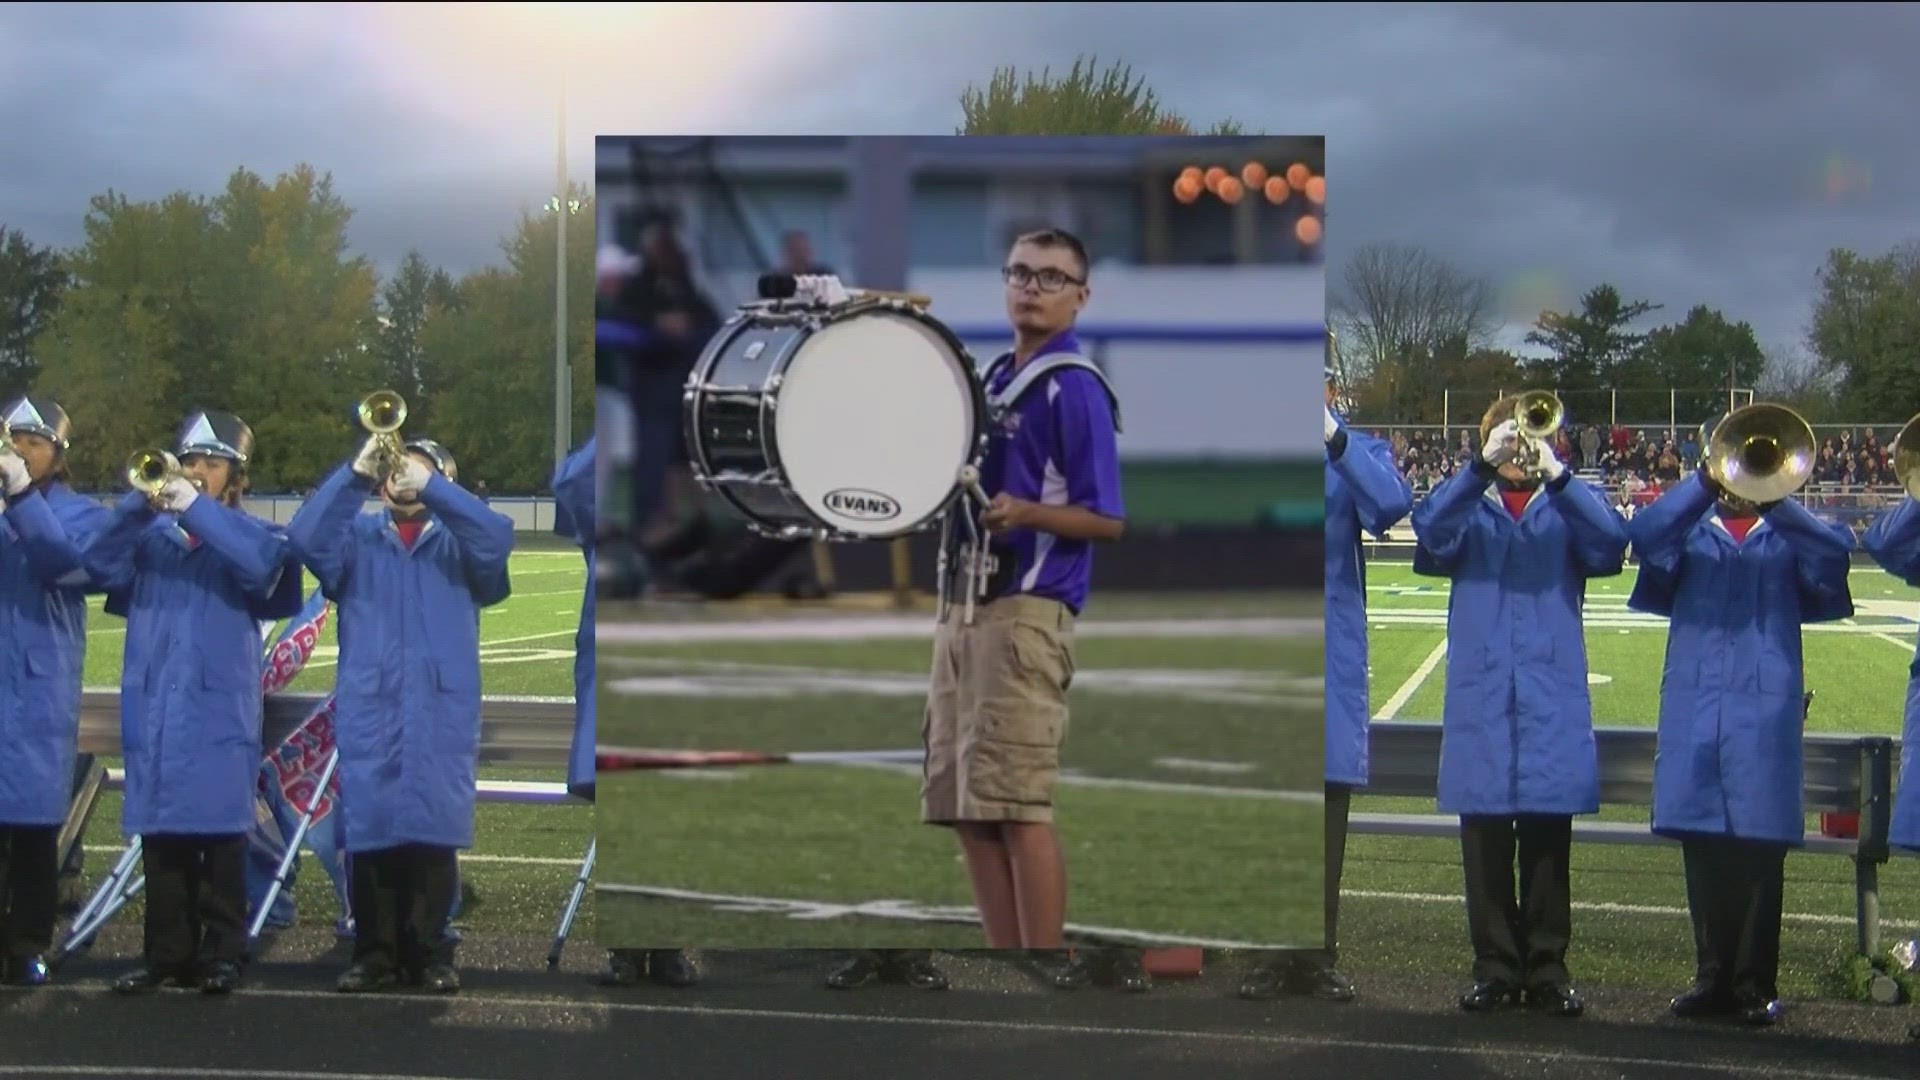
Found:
[4,3,1915,360]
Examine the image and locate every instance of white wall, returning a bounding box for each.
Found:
[695,267,1326,460]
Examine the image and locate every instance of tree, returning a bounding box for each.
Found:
[1756,346,1839,421]
[958,56,1249,135]
[1642,304,1766,425]
[419,181,595,494]
[0,227,67,397]
[31,166,380,491]
[1331,243,1498,421]
[1523,283,1661,387]
[375,250,460,430]
[1807,244,1920,421]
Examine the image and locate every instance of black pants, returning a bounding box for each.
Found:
[349,844,459,972]
[1319,783,1353,965]
[0,824,60,961]
[1681,835,1787,1001]
[141,834,247,974]
[1460,814,1573,989]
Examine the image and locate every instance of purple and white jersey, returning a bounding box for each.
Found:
[963,329,1124,616]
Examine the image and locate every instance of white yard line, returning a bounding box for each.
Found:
[1373,638,1447,720]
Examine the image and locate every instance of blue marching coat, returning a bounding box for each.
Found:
[85,492,305,837]
[1862,496,1920,852]
[286,464,515,854]
[1626,475,1855,846]
[0,484,112,826]
[551,437,596,801]
[1326,424,1414,787]
[1412,466,1630,816]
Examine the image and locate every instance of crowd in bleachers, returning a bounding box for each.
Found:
[1357,422,1907,534]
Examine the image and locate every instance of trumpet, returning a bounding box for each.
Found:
[126,448,203,508]
[1703,402,1816,506]
[1893,413,1920,500]
[1508,390,1565,476]
[357,390,408,479]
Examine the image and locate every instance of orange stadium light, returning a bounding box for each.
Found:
[1305,175,1326,205]
[1217,176,1245,204]
[1263,177,1291,204]
[1295,214,1323,245]
[1179,165,1203,185]
[1173,175,1202,203]
[1286,162,1312,188]
[1240,161,1269,188]
[1204,165,1229,192]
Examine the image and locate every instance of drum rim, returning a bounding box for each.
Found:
[683,301,995,541]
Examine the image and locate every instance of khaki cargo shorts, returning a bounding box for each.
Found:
[920,594,1077,826]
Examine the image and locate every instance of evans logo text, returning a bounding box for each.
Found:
[824,489,901,521]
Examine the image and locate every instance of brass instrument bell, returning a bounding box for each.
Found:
[357,390,409,477]
[1703,402,1816,506]
[1509,390,1564,476]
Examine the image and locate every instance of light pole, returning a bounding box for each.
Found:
[547,88,581,479]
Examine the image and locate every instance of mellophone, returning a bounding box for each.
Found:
[681,272,1006,622]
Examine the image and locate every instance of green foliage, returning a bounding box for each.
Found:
[0,226,67,396]
[1642,305,1766,424]
[12,165,591,495]
[418,182,595,494]
[1809,245,1920,422]
[958,56,1256,136]
[1831,947,1918,1005]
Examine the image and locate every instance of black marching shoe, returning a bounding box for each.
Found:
[599,950,645,987]
[1108,950,1151,993]
[1286,962,1358,1002]
[883,952,950,991]
[335,962,403,993]
[1458,980,1520,1013]
[113,967,186,995]
[199,960,243,995]
[1734,994,1784,1028]
[1524,983,1586,1018]
[1669,982,1733,1019]
[647,949,699,987]
[1047,950,1101,990]
[420,963,460,994]
[1238,963,1285,1001]
[824,952,884,989]
[4,955,50,987]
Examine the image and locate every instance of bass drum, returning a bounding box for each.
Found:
[683,300,989,542]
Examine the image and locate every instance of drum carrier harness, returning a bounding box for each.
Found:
[938,348,1123,625]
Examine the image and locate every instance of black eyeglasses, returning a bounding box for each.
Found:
[1003,264,1084,293]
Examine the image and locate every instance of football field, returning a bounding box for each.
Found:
[67,543,594,945]
[1346,559,1920,1001]
[595,590,1325,951]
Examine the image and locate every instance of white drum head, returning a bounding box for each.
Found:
[773,311,977,537]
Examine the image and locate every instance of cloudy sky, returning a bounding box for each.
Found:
[3,2,1915,366]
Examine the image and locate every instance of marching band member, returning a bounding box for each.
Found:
[1244,361,1413,1002]
[0,398,110,987]
[1862,481,1920,862]
[84,410,305,995]
[1411,396,1629,1018]
[918,228,1125,985]
[287,431,514,994]
[1626,451,1854,1028]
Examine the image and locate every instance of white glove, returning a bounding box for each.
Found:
[0,451,28,497]
[1324,406,1339,443]
[796,274,850,306]
[387,454,431,499]
[158,477,199,514]
[351,435,390,480]
[1532,437,1566,481]
[1482,419,1522,467]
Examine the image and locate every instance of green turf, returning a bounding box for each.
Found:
[1352,560,1920,1003]
[597,766,1320,950]
[1116,458,1321,526]
[595,591,1324,949]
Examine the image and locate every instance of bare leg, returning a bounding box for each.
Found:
[956,824,1021,948]
[1005,822,1067,949]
